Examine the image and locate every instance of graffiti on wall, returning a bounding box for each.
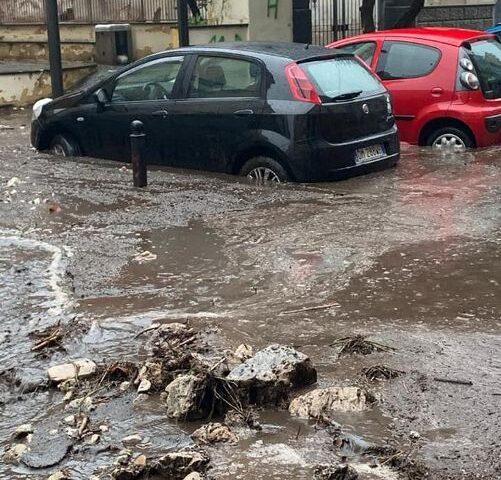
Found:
[267,0,279,19]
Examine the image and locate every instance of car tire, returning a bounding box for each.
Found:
[426,127,474,152]
[240,156,289,184]
[49,134,81,157]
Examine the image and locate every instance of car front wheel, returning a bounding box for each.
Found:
[49,134,81,157]
[426,127,474,152]
[240,156,289,185]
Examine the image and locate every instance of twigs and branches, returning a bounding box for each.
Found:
[330,335,395,356]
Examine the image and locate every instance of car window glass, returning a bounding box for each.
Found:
[468,39,501,99]
[189,56,262,98]
[301,57,383,101]
[377,42,440,80]
[337,42,377,65]
[111,56,183,102]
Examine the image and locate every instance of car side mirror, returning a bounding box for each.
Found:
[94,88,109,111]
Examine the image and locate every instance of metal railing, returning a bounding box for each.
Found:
[311,0,364,45]
[0,0,207,24]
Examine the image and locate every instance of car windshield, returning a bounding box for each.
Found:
[301,57,383,102]
[468,39,501,99]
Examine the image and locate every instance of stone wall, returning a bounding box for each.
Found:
[418,3,495,30]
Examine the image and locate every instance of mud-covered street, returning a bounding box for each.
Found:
[1,110,500,480]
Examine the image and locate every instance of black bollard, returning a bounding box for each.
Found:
[130,120,147,188]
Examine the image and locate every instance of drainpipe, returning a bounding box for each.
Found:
[45,0,64,97]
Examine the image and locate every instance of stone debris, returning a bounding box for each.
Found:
[63,415,76,426]
[137,378,151,393]
[191,423,239,444]
[3,443,27,464]
[47,470,71,480]
[13,423,33,439]
[226,344,317,406]
[314,464,359,480]
[289,387,375,422]
[233,344,254,363]
[21,430,73,469]
[183,473,203,480]
[164,373,209,420]
[96,448,208,480]
[48,359,97,383]
[86,434,100,445]
[122,434,142,446]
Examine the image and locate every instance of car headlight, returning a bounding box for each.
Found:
[32,98,53,120]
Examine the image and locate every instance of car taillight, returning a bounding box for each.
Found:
[460,72,480,90]
[285,63,321,105]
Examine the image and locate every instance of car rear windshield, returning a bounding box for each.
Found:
[301,57,383,102]
[468,39,501,99]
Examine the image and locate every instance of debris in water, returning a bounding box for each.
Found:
[289,387,375,422]
[226,344,317,407]
[47,359,97,383]
[362,365,404,381]
[31,325,64,353]
[314,464,359,479]
[13,423,33,439]
[2,444,27,464]
[134,250,157,263]
[21,430,73,468]
[330,335,395,356]
[191,423,239,444]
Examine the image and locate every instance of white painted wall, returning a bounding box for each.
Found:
[248,0,293,42]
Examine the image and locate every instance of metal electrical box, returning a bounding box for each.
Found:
[95,24,133,66]
[378,0,416,30]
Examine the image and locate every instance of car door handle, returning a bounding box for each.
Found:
[152,110,169,118]
[234,109,254,116]
[431,87,444,96]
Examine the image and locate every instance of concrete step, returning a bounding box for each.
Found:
[0,61,97,107]
[0,40,95,62]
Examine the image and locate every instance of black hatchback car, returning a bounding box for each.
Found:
[31,42,399,183]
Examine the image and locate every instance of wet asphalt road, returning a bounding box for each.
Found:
[0,110,500,479]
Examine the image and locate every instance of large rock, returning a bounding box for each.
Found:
[314,464,359,480]
[191,423,238,444]
[164,374,208,420]
[153,449,209,479]
[47,359,97,383]
[289,387,374,423]
[226,345,317,406]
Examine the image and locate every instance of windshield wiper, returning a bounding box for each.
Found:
[328,90,363,102]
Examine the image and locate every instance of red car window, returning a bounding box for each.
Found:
[377,41,441,80]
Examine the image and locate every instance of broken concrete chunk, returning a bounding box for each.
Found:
[13,423,33,439]
[191,423,238,444]
[137,378,152,393]
[3,444,27,464]
[48,359,97,383]
[314,464,359,480]
[233,344,254,363]
[122,434,142,446]
[48,470,71,480]
[154,449,209,479]
[164,374,208,420]
[183,473,203,480]
[289,387,375,423]
[21,430,73,469]
[226,344,317,405]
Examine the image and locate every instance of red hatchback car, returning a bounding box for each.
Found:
[329,28,501,150]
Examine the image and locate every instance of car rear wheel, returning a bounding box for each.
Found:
[49,134,81,157]
[426,127,474,152]
[240,157,289,185]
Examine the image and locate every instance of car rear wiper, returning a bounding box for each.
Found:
[328,90,363,102]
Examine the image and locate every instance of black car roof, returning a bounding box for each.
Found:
[175,42,345,62]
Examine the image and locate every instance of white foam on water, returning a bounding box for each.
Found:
[0,229,73,315]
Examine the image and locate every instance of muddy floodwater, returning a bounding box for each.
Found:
[0,111,500,480]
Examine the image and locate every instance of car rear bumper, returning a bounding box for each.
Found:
[30,119,42,149]
[290,126,400,182]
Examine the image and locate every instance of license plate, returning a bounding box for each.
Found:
[355,144,386,165]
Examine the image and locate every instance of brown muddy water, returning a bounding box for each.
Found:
[0,111,500,479]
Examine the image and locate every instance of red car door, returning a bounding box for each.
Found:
[375,40,453,144]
